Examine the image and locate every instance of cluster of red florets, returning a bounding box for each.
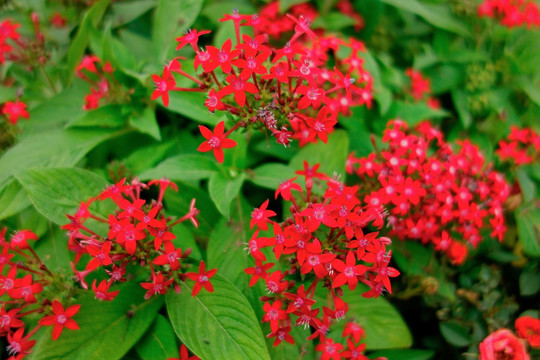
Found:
[405,68,440,109]
[347,120,509,265]
[245,162,398,348]
[75,55,132,111]
[479,316,540,360]
[152,9,373,163]
[478,0,540,28]
[253,1,318,39]
[496,125,540,165]
[0,228,81,359]
[64,178,216,300]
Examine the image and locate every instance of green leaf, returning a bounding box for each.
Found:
[166,275,271,360]
[152,0,203,64]
[67,0,111,82]
[0,128,117,192]
[136,314,178,360]
[249,163,296,190]
[379,0,470,36]
[166,91,222,125]
[129,107,162,141]
[385,101,449,126]
[66,104,127,128]
[327,286,412,350]
[279,0,306,12]
[208,172,246,218]
[517,79,540,107]
[368,349,435,360]
[516,168,536,203]
[0,180,31,220]
[34,227,71,273]
[516,207,540,257]
[440,321,472,347]
[313,12,357,31]
[519,269,540,296]
[123,141,174,175]
[139,154,219,181]
[15,168,109,225]
[290,130,349,178]
[110,0,157,28]
[452,89,472,129]
[29,282,163,360]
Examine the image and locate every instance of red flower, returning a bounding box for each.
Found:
[141,272,173,299]
[207,39,240,74]
[85,241,112,271]
[197,121,237,163]
[479,328,530,360]
[2,100,30,125]
[10,230,38,250]
[332,251,367,290]
[92,279,119,301]
[250,199,276,231]
[151,67,176,107]
[175,29,211,51]
[262,300,287,333]
[6,328,36,358]
[153,242,183,270]
[516,316,540,348]
[167,344,201,360]
[315,337,344,360]
[185,261,217,296]
[39,300,81,340]
[275,177,302,201]
[219,72,259,107]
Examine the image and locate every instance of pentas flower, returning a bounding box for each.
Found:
[2,100,30,125]
[515,316,540,348]
[153,8,374,163]
[38,300,80,340]
[185,261,217,296]
[347,119,510,264]
[65,178,210,302]
[197,121,238,163]
[167,344,201,360]
[244,163,397,351]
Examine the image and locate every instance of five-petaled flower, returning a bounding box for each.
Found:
[185,260,217,296]
[197,121,237,163]
[38,300,81,340]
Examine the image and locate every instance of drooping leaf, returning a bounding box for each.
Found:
[29,282,163,360]
[15,168,109,225]
[167,91,222,125]
[138,154,219,181]
[439,321,472,347]
[110,0,157,28]
[66,104,127,129]
[208,172,246,218]
[516,207,540,257]
[136,314,178,360]
[166,275,271,360]
[129,107,162,141]
[0,180,31,221]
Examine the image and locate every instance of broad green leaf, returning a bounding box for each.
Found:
[313,12,357,31]
[110,0,157,28]
[440,321,472,347]
[516,168,536,203]
[129,107,161,141]
[369,349,435,360]
[516,207,540,257]
[519,269,540,296]
[172,223,202,261]
[67,0,111,82]
[152,0,202,64]
[326,286,412,350]
[0,85,17,103]
[66,104,126,128]
[29,282,163,360]
[379,0,470,36]
[136,314,178,360]
[15,168,109,225]
[139,154,219,181]
[0,180,31,220]
[34,227,71,273]
[249,163,296,190]
[166,275,271,360]
[0,128,117,192]
[208,172,246,218]
[290,130,349,178]
[385,101,449,126]
[123,141,174,175]
[167,91,222,125]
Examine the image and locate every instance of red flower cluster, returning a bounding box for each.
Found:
[245,162,398,347]
[2,100,30,125]
[347,120,509,265]
[479,328,530,360]
[251,1,318,39]
[0,15,47,68]
[405,68,440,109]
[153,9,374,163]
[496,125,540,165]
[76,55,131,110]
[478,0,540,28]
[0,228,81,359]
[64,178,215,299]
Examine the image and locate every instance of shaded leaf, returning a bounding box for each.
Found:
[139,154,219,181]
[208,172,246,218]
[440,321,472,347]
[0,180,31,221]
[249,163,296,190]
[129,107,161,141]
[136,314,178,360]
